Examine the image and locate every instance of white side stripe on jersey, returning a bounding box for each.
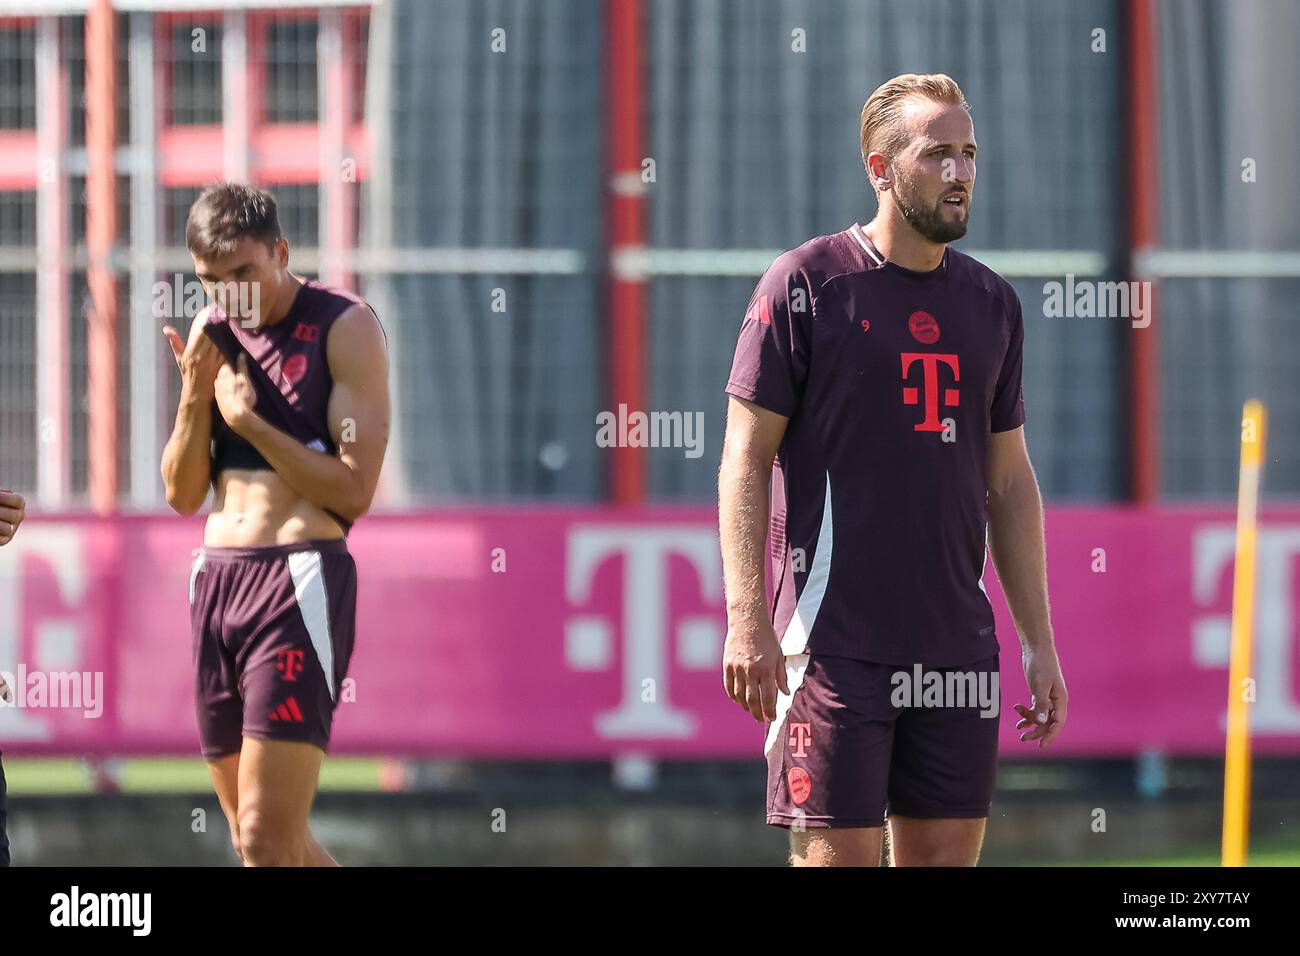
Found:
[779,473,834,656]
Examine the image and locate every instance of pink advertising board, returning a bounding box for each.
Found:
[1,507,1299,757]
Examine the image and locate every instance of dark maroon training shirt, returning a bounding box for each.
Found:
[725,223,1026,666]
[202,278,372,534]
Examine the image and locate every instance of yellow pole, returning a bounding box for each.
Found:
[1222,400,1266,867]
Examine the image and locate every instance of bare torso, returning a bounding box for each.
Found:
[205,469,344,547]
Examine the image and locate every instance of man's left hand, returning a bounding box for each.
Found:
[1015,642,1068,748]
[214,354,261,436]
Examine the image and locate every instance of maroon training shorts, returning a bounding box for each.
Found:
[189,539,357,758]
[766,652,1001,828]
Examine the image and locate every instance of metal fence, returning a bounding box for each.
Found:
[0,0,1297,509]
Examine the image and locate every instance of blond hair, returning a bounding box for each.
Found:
[860,73,969,174]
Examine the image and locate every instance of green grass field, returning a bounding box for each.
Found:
[7,757,1298,866]
[3,756,386,793]
[1062,846,1300,867]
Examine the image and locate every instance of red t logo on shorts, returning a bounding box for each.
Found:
[276,648,305,682]
[788,722,812,757]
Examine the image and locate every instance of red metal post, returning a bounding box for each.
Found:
[321,8,357,291]
[0,131,39,189]
[86,0,118,512]
[36,16,69,505]
[1126,0,1160,504]
[605,0,646,505]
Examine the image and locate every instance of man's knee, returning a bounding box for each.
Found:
[236,808,306,867]
[893,847,977,866]
[887,817,985,866]
[789,828,882,867]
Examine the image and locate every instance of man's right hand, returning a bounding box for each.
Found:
[723,621,790,724]
[0,489,24,548]
[163,318,224,399]
[0,488,25,547]
[2,488,27,700]
[1,487,22,699]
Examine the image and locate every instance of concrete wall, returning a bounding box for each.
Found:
[6,791,1293,866]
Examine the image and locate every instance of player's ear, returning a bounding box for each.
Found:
[867,153,892,190]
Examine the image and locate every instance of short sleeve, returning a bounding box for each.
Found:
[990,288,1026,432]
[724,258,813,418]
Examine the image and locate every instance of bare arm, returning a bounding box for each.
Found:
[160,313,223,515]
[720,396,786,632]
[0,486,17,700]
[986,427,1052,648]
[216,305,390,523]
[986,426,1067,746]
[719,395,790,722]
[0,488,25,546]
[1,490,25,698]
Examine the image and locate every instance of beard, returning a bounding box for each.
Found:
[894,176,970,244]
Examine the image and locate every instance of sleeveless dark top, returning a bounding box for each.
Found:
[202,279,370,535]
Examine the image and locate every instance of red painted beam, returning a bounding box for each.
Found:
[86,0,118,513]
[0,131,38,189]
[158,123,370,187]
[605,0,646,505]
[158,125,224,186]
[321,9,358,290]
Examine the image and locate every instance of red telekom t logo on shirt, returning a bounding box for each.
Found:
[724,225,1026,666]
[900,352,960,432]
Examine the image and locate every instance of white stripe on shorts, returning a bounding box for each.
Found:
[764,653,811,757]
[286,550,337,702]
[188,550,205,605]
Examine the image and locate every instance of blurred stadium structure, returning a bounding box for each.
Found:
[1,0,1299,865]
